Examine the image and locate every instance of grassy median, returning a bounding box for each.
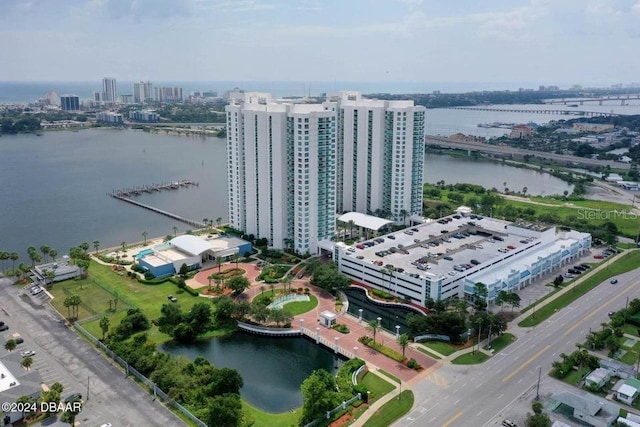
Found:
[519,251,640,327]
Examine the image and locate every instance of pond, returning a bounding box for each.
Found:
[162,332,342,413]
[343,287,423,335]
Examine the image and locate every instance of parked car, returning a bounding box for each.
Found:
[580,264,591,269]
[20,350,36,357]
[64,393,82,404]
[0,325,8,332]
[387,235,395,240]
[167,295,178,303]
[593,254,604,259]
[443,256,453,261]
[610,279,618,284]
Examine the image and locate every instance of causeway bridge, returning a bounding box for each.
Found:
[425,135,631,170]
[447,106,619,117]
[545,94,640,105]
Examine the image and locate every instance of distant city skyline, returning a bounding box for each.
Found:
[3,0,640,85]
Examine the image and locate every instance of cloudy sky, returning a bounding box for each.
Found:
[3,0,640,87]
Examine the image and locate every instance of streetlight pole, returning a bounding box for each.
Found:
[535,366,542,401]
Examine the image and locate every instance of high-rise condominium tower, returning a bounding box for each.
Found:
[226,91,425,254]
[102,77,117,103]
[226,93,336,255]
[324,92,426,223]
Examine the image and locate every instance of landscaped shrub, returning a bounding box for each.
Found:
[336,358,365,397]
[144,271,155,280]
[353,384,369,402]
[407,358,421,370]
[358,336,404,362]
[332,323,350,334]
[371,289,394,300]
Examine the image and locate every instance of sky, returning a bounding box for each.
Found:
[2,0,640,87]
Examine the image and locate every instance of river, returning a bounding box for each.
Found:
[0,126,573,261]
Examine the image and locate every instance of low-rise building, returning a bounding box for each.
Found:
[551,391,618,427]
[334,210,591,305]
[136,235,252,278]
[32,257,83,284]
[510,124,534,139]
[585,367,611,389]
[0,358,43,425]
[614,377,640,405]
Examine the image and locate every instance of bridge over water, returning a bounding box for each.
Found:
[447,106,619,117]
[425,135,631,170]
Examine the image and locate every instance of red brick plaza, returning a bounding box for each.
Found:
[191,261,437,383]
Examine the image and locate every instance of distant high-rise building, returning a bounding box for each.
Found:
[155,87,183,103]
[102,77,117,103]
[92,91,102,102]
[60,95,80,111]
[133,81,154,103]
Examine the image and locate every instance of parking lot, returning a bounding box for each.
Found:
[0,276,186,427]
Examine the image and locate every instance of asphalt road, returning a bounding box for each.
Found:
[0,277,186,427]
[395,266,640,427]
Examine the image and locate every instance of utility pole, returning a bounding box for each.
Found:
[86,375,90,401]
[536,366,542,401]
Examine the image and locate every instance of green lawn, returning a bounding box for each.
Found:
[362,391,414,427]
[420,341,459,356]
[282,295,318,316]
[623,324,640,337]
[620,341,640,365]
[519,251,640,327]
[416,346,441,360]
[242,400,300,427]
[562,367,590,386]
[49,261,219,344]
[489,333,516,353]
[377,370,401,384]
[360,372,395,403]
[529,196,633,211]
[451,351,490,365]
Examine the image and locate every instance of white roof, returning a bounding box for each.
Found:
[338,212,393,231]
[170,235,215,256]
[320,311,337,320]
[619,384,638,397]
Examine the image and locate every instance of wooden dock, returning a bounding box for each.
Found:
[107,179,204,228]
[109,179,198,198]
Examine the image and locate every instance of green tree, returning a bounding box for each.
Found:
[206,393,242,427]
[99,316,110,340]
[227,276,250,296]
[9,252,19,273]
[21,356,33,370]
[93,240,100,254]
[5,339,16,352]
[142,231,148,245]
[216,217,223,228]
[157,303,184,335]
[367,319,380,345]
[173,226,178,237]
[397,333,410,359]
[300,369,341,425]
[40,245,51,263]
[187,302,214,336]
[216,256,223,273]
[473,282,488,311]
[49,248,58,261]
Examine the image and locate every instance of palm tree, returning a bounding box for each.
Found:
[207,274,215,291]
[400,209,409,226]
[282,275,292,292]
[397,333,410,359]
[9,252,19,273]
[173,226,179,237]
[18,263,29,280]
[40,245,51,263]
[93,240,100,254]
[142,231,148,246]
[216,217,223,228]
[216,256,223,273]
[367,319,380,345]
[49,249,57,261]
[0,251,9,272]
[99,316,110,340]
[233,252,240,269]
[120,241,127,254]
[348,220,355,239]
[203,218,209,230]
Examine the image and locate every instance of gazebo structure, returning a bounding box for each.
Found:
[319,311,337,328]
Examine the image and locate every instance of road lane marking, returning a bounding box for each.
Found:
[563,281,635,336]
[442,411,463,427]
[502,344,551,382]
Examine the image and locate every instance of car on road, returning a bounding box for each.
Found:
[593,254,604,259]
[610,279,618,284]
[609,311,616,317]
[502,420,517,427]
[100,424,112,427]
[20,350,35,357]
[0,324,8,332]
[167,295,178,303]
[30,286,43,296]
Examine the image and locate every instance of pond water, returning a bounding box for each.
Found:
[161,332,342,413]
